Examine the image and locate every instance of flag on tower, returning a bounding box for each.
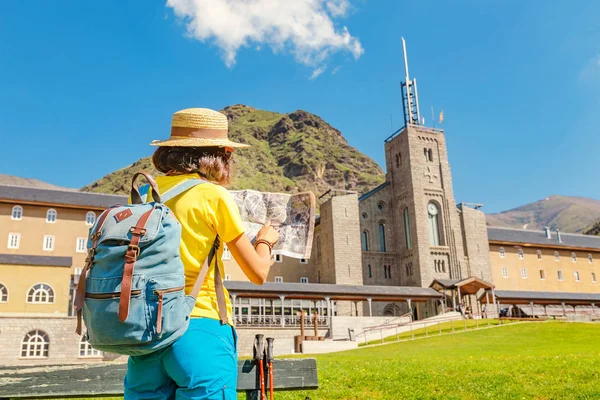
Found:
[439,110,444,124]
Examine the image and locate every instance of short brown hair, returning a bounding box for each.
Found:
[152,146,234,185]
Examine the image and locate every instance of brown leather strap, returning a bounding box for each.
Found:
[189,236,228,324]
[118,207,155,322]
[131,172,162,204]
[74,207,115,335]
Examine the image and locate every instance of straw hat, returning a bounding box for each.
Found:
[150,108,250,148]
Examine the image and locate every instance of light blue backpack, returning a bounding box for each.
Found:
[73,172,227,356]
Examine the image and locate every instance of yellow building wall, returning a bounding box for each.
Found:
[0,203,100,268]
[222,254,315,284]
[489,244,600,293]
[0,264,72,314]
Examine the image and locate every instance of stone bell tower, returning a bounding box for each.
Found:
[384,38,467,289]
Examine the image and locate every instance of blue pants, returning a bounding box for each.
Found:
[124,318,238,400]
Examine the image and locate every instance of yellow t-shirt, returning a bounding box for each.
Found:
[144,173,244,325]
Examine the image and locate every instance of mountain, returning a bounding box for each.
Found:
[486,195,600,233]
[83,104,386,197]
[0,174,75,191]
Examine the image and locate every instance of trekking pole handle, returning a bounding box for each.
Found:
[266,337,274,362]
[253,334,265,362]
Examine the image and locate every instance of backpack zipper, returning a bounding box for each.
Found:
[86,290,141,299]
[155,286,185,335]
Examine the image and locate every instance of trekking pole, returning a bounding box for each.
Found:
[253,334,266,400]
[266,337,275,400]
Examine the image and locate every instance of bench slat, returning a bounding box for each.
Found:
[0,359,318,399]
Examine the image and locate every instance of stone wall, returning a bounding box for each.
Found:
[235,326,329,357]
[459,206,492,282]
[0,315,122,365]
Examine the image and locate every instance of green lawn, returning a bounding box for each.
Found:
[269,321,600,400]
[360,318,517,346]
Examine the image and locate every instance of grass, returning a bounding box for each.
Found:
[360,318,515,346]
[269,321,600,400]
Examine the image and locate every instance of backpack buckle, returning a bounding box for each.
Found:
[127,244,141,258]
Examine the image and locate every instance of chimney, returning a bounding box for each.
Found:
[556,229,562,243]
[544,227,551,239]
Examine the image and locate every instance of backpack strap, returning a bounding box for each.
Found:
[139,178,207,203]
[189,236,228,325]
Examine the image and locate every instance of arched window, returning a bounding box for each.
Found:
[518,249,524,259]
[428,149,433,161]
[588,254,593,264]
[46,209,57,223]
[26,283,54,304]
[387,265,392,279]
[395,154,400,168]
[403,208,412,249]
[383,265,388,279]
[378,223,386,252]
[536,250,542,260]
[367,265,372,278]
[377,202,385,211]
[499,247,505,258]
[0,283,8,302]
[85,211,96,226]
[11,205,23,220]
[361,231,369,251]
[424,148,428,161]
[554,251,560,261]
[427,202,441,246]
[79,336,102,358]
[592,272,597,283]
[21,330,49,358]
[361,213,368,220]
[571,252,577,262]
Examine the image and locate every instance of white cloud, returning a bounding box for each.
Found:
[310,66,327,80]
[166,0,364,69]
[331,65,342,75]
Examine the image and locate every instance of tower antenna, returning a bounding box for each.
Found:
[400,37,421,126]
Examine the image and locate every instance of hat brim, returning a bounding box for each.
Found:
[150,137,250,148]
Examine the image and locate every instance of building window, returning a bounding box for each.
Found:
[85,211,96,226]
[378,223,387,252]
[406,262,413,276]
[79,337,102,358]
[574,271,580,282]
[222,244,231,260]
[536,250,542,260]
[571,252,577,263]
[387,265,392,279]
[499,247,505,258]
[588,254,593,264]
[11,205,23,220]
[46,209,57,223]
[21,330,49,358]
[557,270,563,281]
[362,213,368,220]
[274,254,283,263]
[539,269,545,280]
[26,283,55,304]
[427,203,441,246]
[377,202,385,211]
[592,272,597,283]
[362,231,369,251]
[384,265,388,279]
[0,283,8,302]
[424,148,429,161]
[428,149,433,161]
[518,249,524,259]
[300,277,309,284]
[554,251,560,261]
[43,235,55,251]
[224,274,231,281]
[367,264,372,278]
[300,258,308,264]
[76,237,87,253]
[520,268,527,279]
[316,236,321,259]
[501,267,508,278]
[403,208,412,249]
[8,233,20,249]
[274,276,283,283]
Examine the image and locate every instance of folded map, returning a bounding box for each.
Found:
[229,190,316,259]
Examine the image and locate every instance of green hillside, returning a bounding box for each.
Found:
[82,104,385,197]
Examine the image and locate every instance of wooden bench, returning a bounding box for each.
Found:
[0,359,318,400]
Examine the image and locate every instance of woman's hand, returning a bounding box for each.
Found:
[256,221,279,245]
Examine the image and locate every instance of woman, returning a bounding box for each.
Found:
[124,108,279,400]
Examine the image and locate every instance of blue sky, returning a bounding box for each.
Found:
[1,0,599,214]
